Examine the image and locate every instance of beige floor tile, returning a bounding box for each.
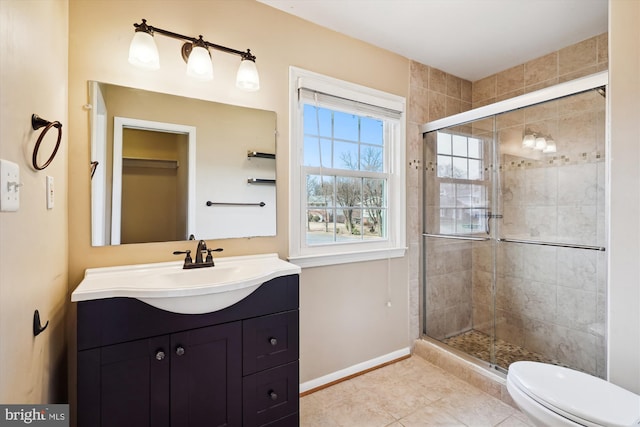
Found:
[300,356,530,427]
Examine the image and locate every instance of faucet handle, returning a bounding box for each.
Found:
[173,249,193,265]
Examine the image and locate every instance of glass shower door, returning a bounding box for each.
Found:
[423,116,499,368]
[492,89,607,377]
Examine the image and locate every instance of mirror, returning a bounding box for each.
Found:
[89,81,277,246]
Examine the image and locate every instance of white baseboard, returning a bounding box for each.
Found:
[299,347,411,393]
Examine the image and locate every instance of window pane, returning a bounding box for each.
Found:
[468,159,482,180]
[363,178,385,208]
[304,136,332,167]
[452,135,468,156]
[336,208,362,242]
[360,117,383,145]
[306,175,334,206]
[437,155,452,178]
[336,176,361,208]
[468,137,481,158]
[452,157,467,179]
[306,207,336,245]
[333,111,358,141]
[437,132,451,154]
[334,141,359,170]
[304,105,332,138]
[360,146,383,172]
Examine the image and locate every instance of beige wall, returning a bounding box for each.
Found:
[67,0,411,390]
[0,0,69,402]
[608,0,640,393]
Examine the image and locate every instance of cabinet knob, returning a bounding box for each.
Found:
[268,390,278,401]
[176,346,185,356]
[269,337,278,346]
[155,350,166,361]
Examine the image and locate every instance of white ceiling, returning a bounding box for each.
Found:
[257,0,608,81]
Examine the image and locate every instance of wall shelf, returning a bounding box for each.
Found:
[247,178,276,185]
[247,151,275,160]
[123,157,179,169]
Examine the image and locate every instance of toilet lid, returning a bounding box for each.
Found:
[508,361,640,427]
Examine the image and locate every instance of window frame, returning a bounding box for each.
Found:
[288,67,406,268]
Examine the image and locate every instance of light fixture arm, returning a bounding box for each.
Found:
[133,19,256,62]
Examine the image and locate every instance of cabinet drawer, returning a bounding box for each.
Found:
[242,361,299,427]
[243,310,299,375]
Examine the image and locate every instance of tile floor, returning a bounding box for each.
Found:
[300,356,535,426]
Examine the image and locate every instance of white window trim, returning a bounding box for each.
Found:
[288,67,407,268]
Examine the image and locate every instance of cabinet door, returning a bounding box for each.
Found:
[97,335,170,427]
[171,322,242,427]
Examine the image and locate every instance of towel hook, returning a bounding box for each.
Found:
[33,309,49,337]
[31,114,63,171]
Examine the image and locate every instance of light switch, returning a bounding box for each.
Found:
[46,176,54,209]
[0,159,20,212]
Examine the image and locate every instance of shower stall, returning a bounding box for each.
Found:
[421,72,608,378]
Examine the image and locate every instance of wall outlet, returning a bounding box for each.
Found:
[46,175,54,209]
[0,159,20,212]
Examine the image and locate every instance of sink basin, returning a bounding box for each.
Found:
[71,253,301,314]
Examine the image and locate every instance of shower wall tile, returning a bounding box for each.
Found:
[521,245,557,284]
[446,74,462,99]
[557,205,597,244]
[445,96,462,117]
[473,33,607,108]
[524,167,558,206]
[524,52,558,87]
[556,247,597,291]
[523,205,558,238]
[557,164,598,205]
[472,75,496,106]
[495,309,525,347]
[496,65,524,97]
[555,326,597,374]
[461,80,472,103]
[408,86,429,124]
[429,67,448,94]
[556,287,598,333]
[559,37,598,76]
[596,33,608,65]
[428,90,447,121]
[410,61,430,89]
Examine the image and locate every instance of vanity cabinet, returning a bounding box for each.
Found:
[77,274,299,427]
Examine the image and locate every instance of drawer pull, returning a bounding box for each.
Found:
[269,337,278,346]
[268,390,278,401]
[155,350,166,361]
[176,346,185,356]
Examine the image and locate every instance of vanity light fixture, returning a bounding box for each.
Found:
[128,19,260,91]
[522,129,557,154]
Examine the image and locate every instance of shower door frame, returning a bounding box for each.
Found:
[420,70,609,371]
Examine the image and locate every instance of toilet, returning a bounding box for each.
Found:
[507,361,640,426]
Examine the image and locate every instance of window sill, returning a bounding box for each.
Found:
[287,247,407,269]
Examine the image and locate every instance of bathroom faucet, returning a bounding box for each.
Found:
[173,240,223,269]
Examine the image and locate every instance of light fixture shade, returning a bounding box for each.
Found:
[128,31,160,70]
[534,136,547,151]
[542,139,557,153]
[236,59,260,91]
[522,134,536,148]
[186,45,213,81]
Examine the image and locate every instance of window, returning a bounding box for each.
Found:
[435,131,487,235]
[289,67,406,267]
